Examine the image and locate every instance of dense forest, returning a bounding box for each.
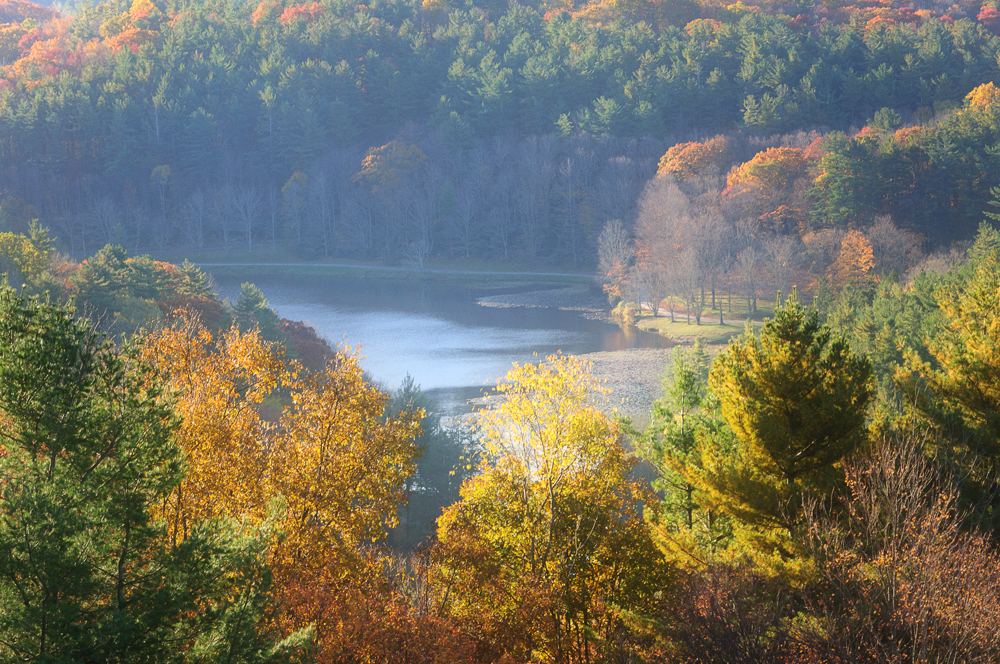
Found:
[4,0,1000,658]
[0,0,998,264]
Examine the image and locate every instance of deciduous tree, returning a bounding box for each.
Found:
[434,355,671,663]
[0,284,308,663]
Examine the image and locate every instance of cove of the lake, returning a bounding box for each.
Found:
[213,274,671,415]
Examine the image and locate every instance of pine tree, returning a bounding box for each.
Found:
[176,259,214,299]
[639,339,734,563]
[233,282,283,342]
[698,294,872,557]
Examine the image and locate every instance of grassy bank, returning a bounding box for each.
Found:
[636,313,740,346]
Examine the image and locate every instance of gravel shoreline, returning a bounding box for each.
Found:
[578,348,673,425]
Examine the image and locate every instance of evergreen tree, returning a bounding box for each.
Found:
[913,222,1000,494]
[697,294,872,564]
[639,339,734,563]
[233,282,283,342]
[176,259,214,299]
[0,283,309,662]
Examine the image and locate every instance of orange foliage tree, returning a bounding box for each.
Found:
[657,136,731,181]
[828,229,875,288]
[725,147,806,232]
[140,314,422,568]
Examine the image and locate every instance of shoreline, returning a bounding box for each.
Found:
[579,348,673,425]
[473,285,673,424]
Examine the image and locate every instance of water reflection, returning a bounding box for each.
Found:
[214,275,669,413]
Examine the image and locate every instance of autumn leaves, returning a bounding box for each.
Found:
[141,314,421,575]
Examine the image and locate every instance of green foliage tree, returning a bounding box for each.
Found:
[699,295,873,564]
[175,259,214,299]
[912,222,1000,484]
[827,274,942,417]
[233,282,284,343]
[0,283,309,663]
[639,339,734,563]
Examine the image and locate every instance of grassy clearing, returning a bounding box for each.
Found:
[695,293,778,321]
[636,312,742,346]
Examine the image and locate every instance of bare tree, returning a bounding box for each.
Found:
[735,245,762,316]
[181,190,208,249]
[866,215,922,277]
[306,171,333,257]
[513,136,555,259]
[628,259,666,318]
[212,186,236,250]
[451,173,482,259]
[597,219,633,302]
[804,438,1000,663]
[764,235,801,304]
[265,187,281,252]
[672,248,704,324]
[90,197,121,246]
[231,185,263,254]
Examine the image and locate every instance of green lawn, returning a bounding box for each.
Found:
[636,312,742,346]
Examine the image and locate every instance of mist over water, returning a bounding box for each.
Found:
[214,275,669,414]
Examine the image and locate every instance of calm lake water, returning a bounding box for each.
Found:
[214,274,670,414]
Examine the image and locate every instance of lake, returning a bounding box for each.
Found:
[213,274,670,414]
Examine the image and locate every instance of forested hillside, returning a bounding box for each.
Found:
[0,0,998,264]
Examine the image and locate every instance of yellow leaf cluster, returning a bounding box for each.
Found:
[0,232,46,281]
[435,354,669,658]
[965,82,1000,112]
[142,314,422,573]
[140,315,286,542]
[272,355,421,572]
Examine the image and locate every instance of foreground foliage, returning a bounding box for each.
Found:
[0,283,309,663]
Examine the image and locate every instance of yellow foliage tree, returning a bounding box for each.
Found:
[965,82,1000,112]
[141,314,422,571]
[434,355,670,663]
[271,355,421,572]
[139,315,285,542]
[657,136,731,180]
[0,231,46,282]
